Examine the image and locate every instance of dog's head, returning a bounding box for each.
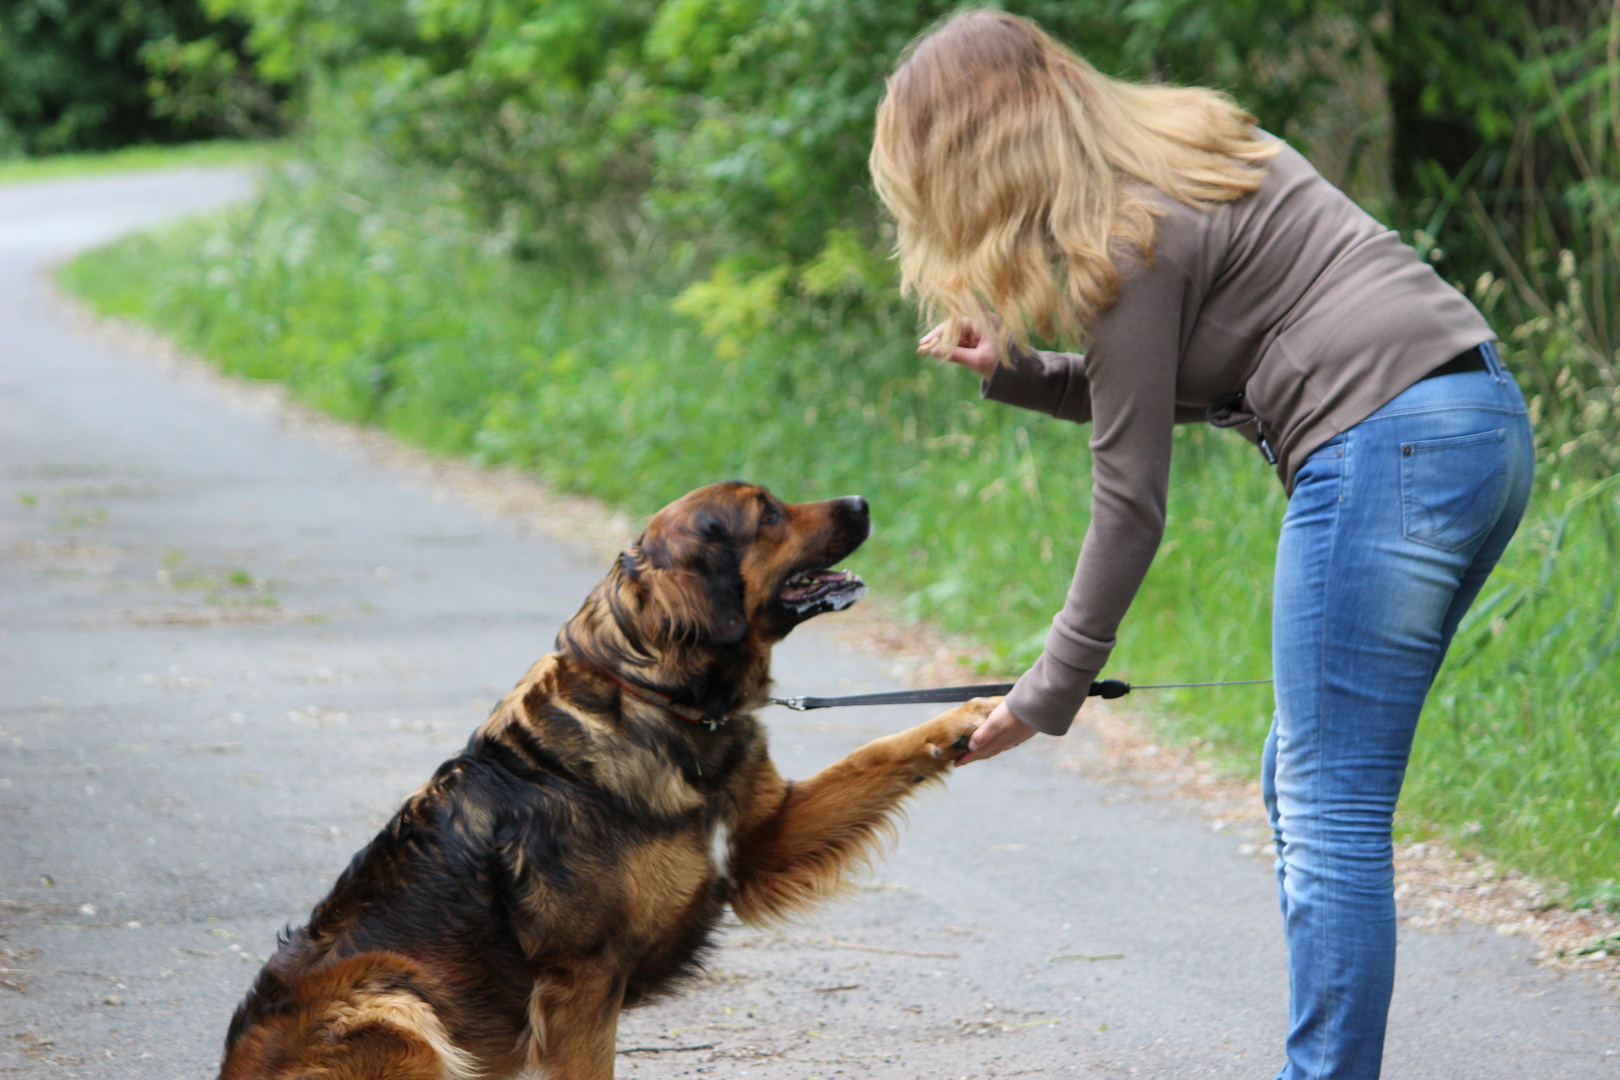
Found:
[559,482,870,705]
[633,482,870,645]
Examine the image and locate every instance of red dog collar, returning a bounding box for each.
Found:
[603,670,723,730]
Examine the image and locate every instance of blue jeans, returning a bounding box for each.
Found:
[1262,344,1533,1080]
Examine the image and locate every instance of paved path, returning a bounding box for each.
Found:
[1,169,1615,1079]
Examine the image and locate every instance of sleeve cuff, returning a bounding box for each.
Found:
[978,344,1092,423]
[1004,651,1102,736]
[1001,617,1118,735]
[1041,618,1115,674]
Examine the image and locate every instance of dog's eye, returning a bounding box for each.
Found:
[760,505,781,527]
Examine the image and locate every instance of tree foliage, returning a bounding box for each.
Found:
[0,0,283,154]
[202,0,1620,472]
[207,3,1591,262]
[204,3,1253,274]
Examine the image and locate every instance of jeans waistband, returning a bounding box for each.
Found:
[1363,343,1525,423]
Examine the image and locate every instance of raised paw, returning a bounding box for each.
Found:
[917,696,999,766]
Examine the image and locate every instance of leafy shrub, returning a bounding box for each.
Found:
[1452,4,1620,478]
[212,2,1407,271]
[0,0,282,155]
[196,3,1612,461]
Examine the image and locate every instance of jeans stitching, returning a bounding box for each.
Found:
[1278,428,1350,1079]
[1357,402,1525,422]
[1310,421,1349,1079]
[1400,430,1510,553]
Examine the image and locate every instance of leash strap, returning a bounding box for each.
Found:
[768,677,1271,711]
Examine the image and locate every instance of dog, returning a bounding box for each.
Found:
[218,481,992,1080]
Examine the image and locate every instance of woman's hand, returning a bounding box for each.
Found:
[956,698,1037,765]
[919,319,1000,379]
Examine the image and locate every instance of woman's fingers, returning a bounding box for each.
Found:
[956,700,1038,765]
[919,322,968,355]
[920,319,998,377]
[919,319,981,350]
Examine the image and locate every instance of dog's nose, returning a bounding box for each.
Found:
[840,496,870,521]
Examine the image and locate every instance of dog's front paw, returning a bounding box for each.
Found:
[916,696,998,766]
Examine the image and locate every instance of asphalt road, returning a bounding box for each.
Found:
[1,168,1616,1079]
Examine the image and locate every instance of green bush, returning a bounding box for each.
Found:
[196,1,1618,477]
[0,0,283,155]
[211,2,1403,269]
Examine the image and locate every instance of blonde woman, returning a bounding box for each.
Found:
[870,11,1532,1080]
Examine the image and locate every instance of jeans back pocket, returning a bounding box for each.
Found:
[1400,429,1509,552]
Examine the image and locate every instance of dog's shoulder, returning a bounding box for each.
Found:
[473,653,773,826]
[470,654,699,821]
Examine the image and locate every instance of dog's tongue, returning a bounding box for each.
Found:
[781,569,859,601]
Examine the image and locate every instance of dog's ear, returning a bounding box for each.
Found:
[630,540,747,646]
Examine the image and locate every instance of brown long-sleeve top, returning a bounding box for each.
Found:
[982,139,1492,735]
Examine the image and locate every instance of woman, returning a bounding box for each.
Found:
[868,11,1533,1080]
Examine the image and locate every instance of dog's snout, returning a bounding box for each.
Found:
[840,496,870,521]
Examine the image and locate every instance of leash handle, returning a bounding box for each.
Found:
[770,678,1133,711]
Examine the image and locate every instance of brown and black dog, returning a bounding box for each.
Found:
[219,482,992,1080]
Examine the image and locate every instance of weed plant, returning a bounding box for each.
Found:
[63,159,1620,905]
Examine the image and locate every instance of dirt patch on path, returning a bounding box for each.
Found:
[57,286,1620,996]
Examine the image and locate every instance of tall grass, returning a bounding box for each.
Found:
[62,158,1620,904]
[1443,3,1620,480]
[0,139,283,185]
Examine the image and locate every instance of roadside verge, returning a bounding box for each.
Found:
[52,282,1620,998]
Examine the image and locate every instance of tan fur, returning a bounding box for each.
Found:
[730,699,992,924]
[324,991,481,1080]
[619,839,711,939]
[523,960,623,1079]
[222,953,471,1080]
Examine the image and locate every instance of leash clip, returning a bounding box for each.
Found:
[768,697,809,712]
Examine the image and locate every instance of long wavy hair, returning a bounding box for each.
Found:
[870,9,1280,357]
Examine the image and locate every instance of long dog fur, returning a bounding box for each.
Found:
[218,482,991,1080]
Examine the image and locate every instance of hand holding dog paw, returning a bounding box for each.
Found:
[955,699,1036,765]
[914,696,998,766]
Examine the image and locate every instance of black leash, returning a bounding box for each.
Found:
[768,677,1271,711]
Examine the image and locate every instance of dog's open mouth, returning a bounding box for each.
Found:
[779,568,867,613]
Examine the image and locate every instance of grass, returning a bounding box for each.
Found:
[0,139,286,186]
[59,161,1620,905]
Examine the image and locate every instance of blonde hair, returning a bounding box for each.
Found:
[870,9,1280,356]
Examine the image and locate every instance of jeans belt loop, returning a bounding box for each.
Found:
[1481,340,1507,385]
